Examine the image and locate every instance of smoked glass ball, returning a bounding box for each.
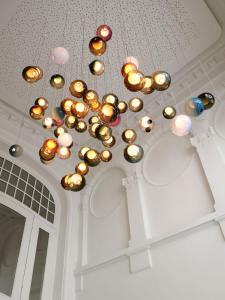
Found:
[96,24,112,41]
[98,103,118,123]
[69,80,87,98]
[171,114,192,137]
[43,138,59,154]
[88,115,101,124]
[163,106,176,119]
[75,120,87,133]
[89,60,105,75]
[152,71,171,91]
[123,56,139,68]
[121,63,137,78]
[89,36,107,56]
[71,101,89,119]
[78,147,90,160]
[42,117,54,129]
[60,98,74,115]
[75,162,89,176]
[58,132,73,147]
[185,97,204,117]
[50,74,65,89]
[67,173,86,191]
[139,116,154,132]
[102,136,116,148]
[57,146,71,159]
[117,101,128,114]
[124,70,145,91]
[102,93,119,106]
[61,174,71,190]
[198,92,215,110]
[95,124,112,141]
[100,150,112,162]
[124,144,144,163]
[141,76,154,94]
[54,126,68,138]
[9,144,23,157]
[29,105,44,120]
[22,66,43,83]
[122,129,137,144]
[65,115,77,128]
[84,149,100,167]
[128,97,143,112]
[51,47,69,65]
[88,123,101,138]
[35,97,48,110]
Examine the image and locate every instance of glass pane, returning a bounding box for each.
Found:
[0,203,26,296]
[29,229,49,300]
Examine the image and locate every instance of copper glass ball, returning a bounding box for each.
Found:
[124,144,144,163]
[121,63,137,78]
[102,93,119,106]
[84,149,100,167]
[89,60,105,75]
[43,138,59,153]
[67,173,86,191]
[96,24,112,41]
[83,90,99,108]
[117,101,128,114]
[95,124,112,141]
[152,71,171,91]
[35,97,48,110]
[9,144,23,157]
[141,76,154,94]
[78,147,90,160]
[88,123,101,138]
[22,66,43,83]
[61,174,71,190]
[75,162,89,176]
[122,129,137,144]
[60,98,74,115]
[88,115,101,124]
[29,105,44,120]
[162,106,176,119]
[100,150,112,162]
[69,80,87,98]
[39,147,56,161]
[102,135,116,148]
[124,70,145,92]
[54,126,68,138]
[65,115,77,129]
[71,101,89,119]
[139,116,154,132]
[198,92,215,110]
[89,36,107,56]
[57,146,71,159]
[75,120,87,133]
[50,74,65,89]
[128,97,143,112]
[42,117,54,129]
[98,103,118,123]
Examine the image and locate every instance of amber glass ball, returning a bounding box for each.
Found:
[98,103,118,123]
[141,76,155,94]
[84,149,100,167]
[65,115,77,129]
[61,174,71,190]
[35,97,48,110]
[88,123,101,138]
[122,129,137,144]
[88,115,101,124]
[54,126,68,138]
[89,36,107,56]
[71,101,89,119]
[43,138,59,154]
[29,105,44,120]
[75,120,87,133]
[83,90,99,109]
[152,71,171,91]
[78,147,91,160]
[102,135,116,148]
[75,162,89,176]
[69,80,87,98]
[121,63,137,78]
[67,173,86,191]
[124,70,145,92]
[39,147,56,161]
[102,93,119,106]
[50,74,65,89]
[124,144,144,163]
[60,98,74,115]
[96,24,112,41]
[100,150,112,162]
[22,66,43,83]
[89,60,105,75]
[95,124,112,141]
[128,97,143,112]
[162,106,176,119]
[117,101,128,114]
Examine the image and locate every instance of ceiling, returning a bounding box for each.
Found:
[0,0,221,147]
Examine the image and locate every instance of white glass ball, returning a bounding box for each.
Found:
[171,114,192,137]
[51,47,70,65]
[123,56,139,68]
[57,132,73,147]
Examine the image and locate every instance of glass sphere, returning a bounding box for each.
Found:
[124,144,144,163]
[100,150,112,162]
[122,129,137,144]
[88,115,101,124]
[128,97,143,112]
[98,103,118,123]
[60,98,74,115]
[78,147,90,160]
[198,92,215,110]
[95,124,112,141]
[22,66,43,83]
[185,97,204,117]
[89,36,107,56]
[110,115,121,127]
[71,101,89,119]
[58,133,73,147]
[35,97,48,110]
[117,101,128,114]
[75,120,87,133]
[123,56,139,68]
[9,144,23,157]
[50,74,65,89]
[83,90,99,109]
[69,80,87,98]
[96,24,112,41]
[141,76,154,94]
[65,115,77,128]
[124,70,145,91]
[102,136,116,148]
[42,117,54,129]
[43,138,59,154]
[162,106,176,119]
[39,147,56,161]
[61,174,71,190]
[121,63,137,78]
[84,149,100,166]
[51,47,69,65]
[89,60,105,75]
[67,173,86,192]
[54,126,68,138]
[102,93,119,106]
[54,119,64,127]
[152,71,171,91]
[171,114,192,136]
[139,116,154,132]
[75,162,89,176]
[29,105,44,120]
[88,123,101,138]
[57,146,71,159]
[51,106,65,122]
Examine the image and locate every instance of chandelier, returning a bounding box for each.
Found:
[20,24,215,192]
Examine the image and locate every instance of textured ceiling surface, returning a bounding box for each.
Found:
[0,0,221,146]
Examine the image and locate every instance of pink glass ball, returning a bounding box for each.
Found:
[51,47,70,65]
[96,24,112,41]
